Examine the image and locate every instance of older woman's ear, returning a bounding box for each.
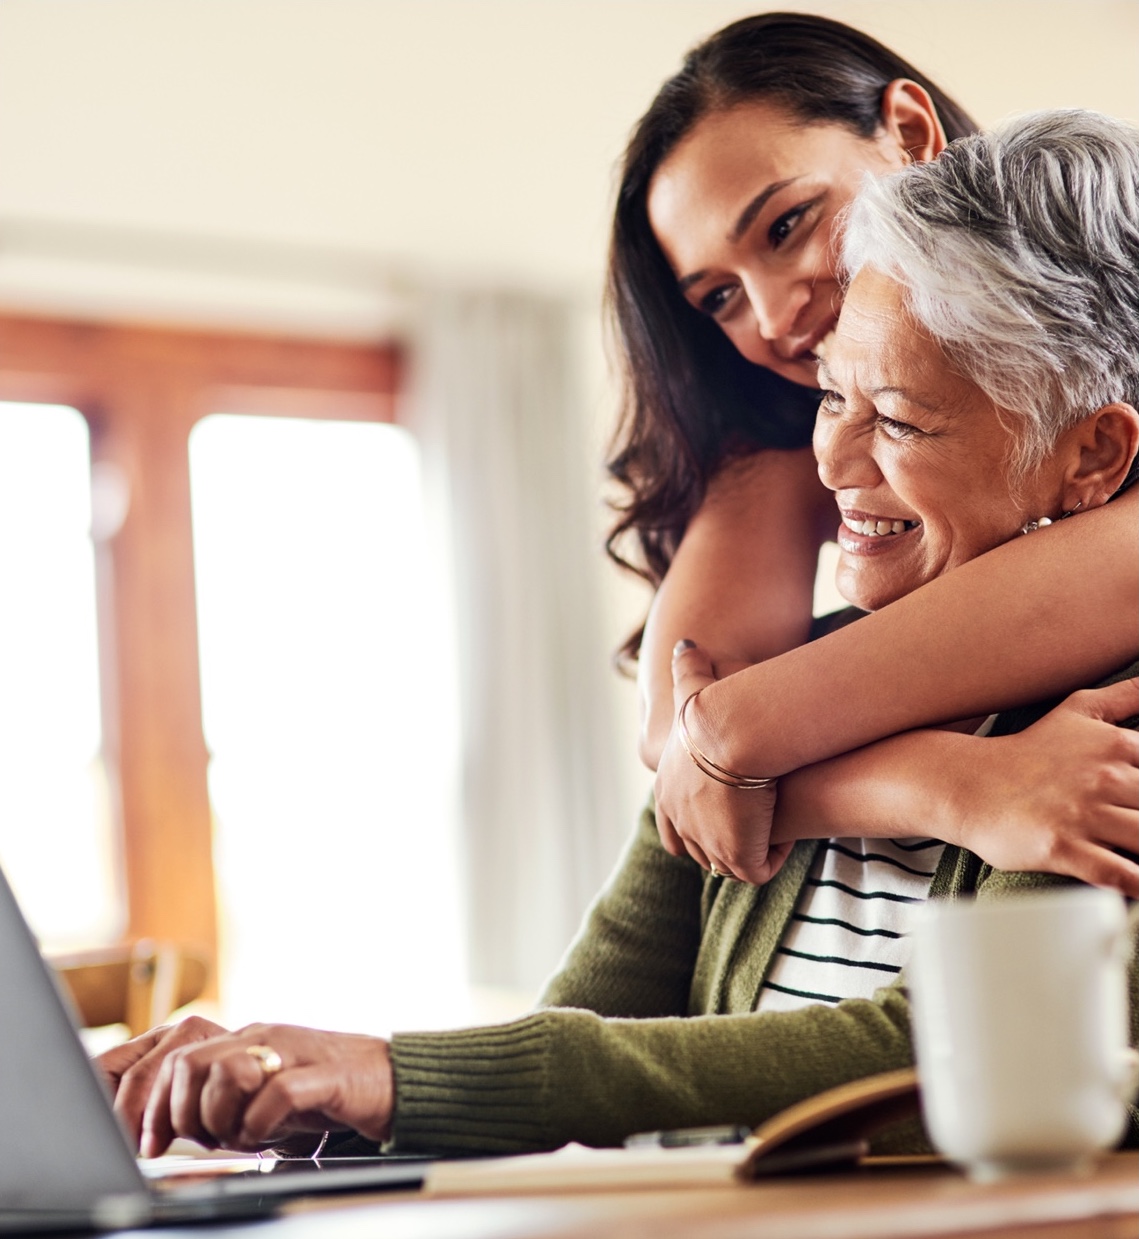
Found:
[1060,402,1139,511]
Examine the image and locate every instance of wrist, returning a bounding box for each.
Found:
[925,733,987,851]
[687,679,772,783]
[371,1037,395,1143]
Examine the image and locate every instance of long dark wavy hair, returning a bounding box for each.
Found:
[606,12,978,663]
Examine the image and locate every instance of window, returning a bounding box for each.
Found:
[0,401,119,946]
[190,414,465,1031]
[0,314,453,1026]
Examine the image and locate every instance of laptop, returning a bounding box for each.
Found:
[0,863,448,1232]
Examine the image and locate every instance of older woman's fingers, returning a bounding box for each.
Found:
[238,1041,395,1148]
[237,1066,345,1150]
[98,1024,172,1096]
[139,1036,243,1155]
[195,1048,271,1148]
[112,1017,227,1149]
[139,1051,185,1157]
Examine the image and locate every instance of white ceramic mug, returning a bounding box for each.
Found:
[908,887,1138,1181]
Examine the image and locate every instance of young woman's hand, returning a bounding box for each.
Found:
[653,641,792,883]
[948,678,1139,894]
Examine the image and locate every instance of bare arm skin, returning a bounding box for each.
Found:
[657,641,1139,893]
[638,447,834,769]
[675,484,1139,779]
[770,679,1139,895]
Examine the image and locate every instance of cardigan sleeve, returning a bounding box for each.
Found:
[536,800,706,1019]
[390,858,1138,1157]
[388,987,914,1155]
[390,806,914,1156]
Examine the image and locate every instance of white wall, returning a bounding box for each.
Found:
[1,0,1137,868]
[1,1,1135,303]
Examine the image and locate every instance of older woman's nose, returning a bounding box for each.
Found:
[814,412,880,492]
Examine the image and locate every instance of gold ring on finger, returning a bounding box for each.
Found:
[245,1044,284,1080]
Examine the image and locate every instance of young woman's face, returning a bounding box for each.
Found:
[647,100,909,388]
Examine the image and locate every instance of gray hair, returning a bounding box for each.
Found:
[842,109,1139,476]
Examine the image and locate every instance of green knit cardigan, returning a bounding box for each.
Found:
[388,659,1139,1156]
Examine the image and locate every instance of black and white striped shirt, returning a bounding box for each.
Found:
[755,836,946,1012]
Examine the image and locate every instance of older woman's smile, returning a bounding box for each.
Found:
[839,512,921,540]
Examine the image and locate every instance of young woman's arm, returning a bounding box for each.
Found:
[769,677,1139,895]
[637,447,832,769]
[649,485,1137,884]
[675,485,1138,778]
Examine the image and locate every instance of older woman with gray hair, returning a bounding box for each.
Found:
[102,110,1138,1159]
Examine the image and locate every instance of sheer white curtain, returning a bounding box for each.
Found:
[407,288,627,992]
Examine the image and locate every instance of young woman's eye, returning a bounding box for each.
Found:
[698,285,736,317]
[768,202,810,249]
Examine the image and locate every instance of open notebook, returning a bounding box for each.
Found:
[426,1067,922,1195]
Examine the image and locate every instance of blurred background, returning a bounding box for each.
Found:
[1,0,1136,1039]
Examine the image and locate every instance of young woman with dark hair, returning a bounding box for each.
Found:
[604,13,1138,892]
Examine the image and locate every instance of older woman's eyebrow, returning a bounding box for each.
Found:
[817,360,941,414]
[677,177,801,293]
[866,385,940,413]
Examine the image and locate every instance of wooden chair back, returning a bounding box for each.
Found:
[49,941,209,1036]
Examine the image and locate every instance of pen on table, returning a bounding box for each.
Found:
[624,1124,751,1149]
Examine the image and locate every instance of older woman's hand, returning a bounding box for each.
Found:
[654,642,793,884]
[128,1023,394,1158]
[952,678,1139,896]
[99,1021,394,1157]
[98,1016,230,1149]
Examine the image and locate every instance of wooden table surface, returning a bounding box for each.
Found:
[101,1151,1139,1239]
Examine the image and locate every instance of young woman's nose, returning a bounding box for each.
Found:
[743,272,810,344]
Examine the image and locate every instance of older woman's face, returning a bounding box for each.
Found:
[813,269,1059,611]
[648,102,908,388]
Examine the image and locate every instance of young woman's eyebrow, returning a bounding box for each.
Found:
[676,177,802,293]
[728,177,800,242]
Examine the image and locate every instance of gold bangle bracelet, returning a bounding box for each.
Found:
[676,689,777,790]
